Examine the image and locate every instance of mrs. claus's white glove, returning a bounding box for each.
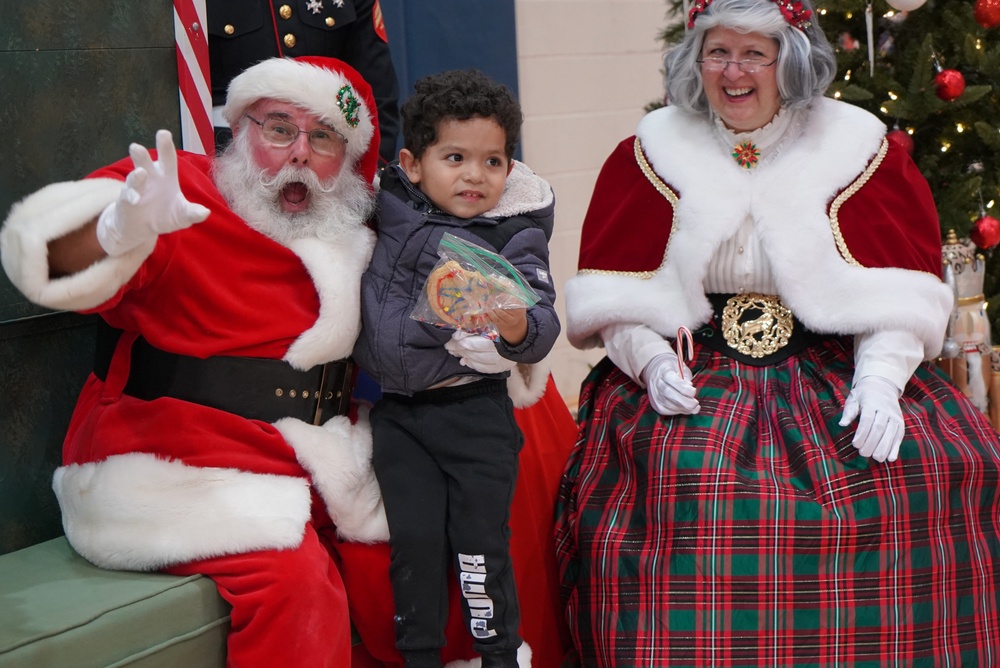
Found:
[96,130,209,256]
[838,375,905,463]
[642,351,700,416]
[444,330,518,374]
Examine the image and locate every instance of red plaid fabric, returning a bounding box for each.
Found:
[555,337,1000,666]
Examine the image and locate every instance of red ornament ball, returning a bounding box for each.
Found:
[886,129,914,156]
[934,69,966,101]
[975,0,1000,29]
[971,215,1000,250]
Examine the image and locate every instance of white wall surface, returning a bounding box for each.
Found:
[515,0,675,409]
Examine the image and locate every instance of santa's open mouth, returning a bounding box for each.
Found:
[282,182,309,205]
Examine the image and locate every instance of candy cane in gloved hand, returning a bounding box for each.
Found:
[642,350,700,416]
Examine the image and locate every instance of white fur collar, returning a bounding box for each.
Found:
[282,224,375,369]
[566,98,952,357]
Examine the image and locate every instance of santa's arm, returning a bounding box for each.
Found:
[1,177,150,312]
[2,131,207,312]
[49,218,105,277]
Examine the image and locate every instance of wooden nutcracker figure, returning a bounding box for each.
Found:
[939,230,992,416]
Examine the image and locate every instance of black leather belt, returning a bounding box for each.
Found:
[94,322,354,425]
[692,293,829,366]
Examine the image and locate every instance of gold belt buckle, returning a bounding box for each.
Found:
[721,293,793,358]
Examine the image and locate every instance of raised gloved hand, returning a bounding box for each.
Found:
[444,330,518,374]
[838,375,905,463]
[96,130,210,256]
[642,351,699,416]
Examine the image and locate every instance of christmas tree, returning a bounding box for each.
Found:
[657,0,1000,331]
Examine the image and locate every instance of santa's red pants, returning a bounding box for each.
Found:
[164,377,576,667]
[164,524,353,667]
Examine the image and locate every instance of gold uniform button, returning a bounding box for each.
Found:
[224,24,235,35]
[326,17,335,26]
[284,33,297,48]
[279,4,292,19]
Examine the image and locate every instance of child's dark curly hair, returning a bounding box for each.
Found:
[401,69,523,159]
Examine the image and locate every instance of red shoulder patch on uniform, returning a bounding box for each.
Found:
[373,1,388,42]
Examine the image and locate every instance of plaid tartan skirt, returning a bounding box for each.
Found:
[555,336,1000,667]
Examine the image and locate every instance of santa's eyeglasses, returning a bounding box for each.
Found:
[244,115,347,157]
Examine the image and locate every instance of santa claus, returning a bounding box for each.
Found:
[0,56,572,667]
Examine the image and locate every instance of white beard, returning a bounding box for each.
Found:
[212,129,375,247]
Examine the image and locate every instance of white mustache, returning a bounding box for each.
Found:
[259,166,338,194]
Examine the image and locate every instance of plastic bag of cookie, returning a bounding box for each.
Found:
[411,233,540,339]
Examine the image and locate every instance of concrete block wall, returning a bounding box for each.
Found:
[515,0,674,409]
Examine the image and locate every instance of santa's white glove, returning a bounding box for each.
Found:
[838,375,905,463]
[642,351,700,416]
[444,330,518,374]
[96,130,209,256]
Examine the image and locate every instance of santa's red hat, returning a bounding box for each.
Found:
[222,56,380,184]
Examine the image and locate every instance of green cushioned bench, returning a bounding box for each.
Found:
[0,537,230,668]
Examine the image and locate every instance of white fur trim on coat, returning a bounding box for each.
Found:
[567,98,953,358]
[275,413,389,543]
[284,226,376,369]
[1,179,154,312]
[221,58,375,169]
[507,359,551,409]
[53,452,311,571]
[444,642,532,668]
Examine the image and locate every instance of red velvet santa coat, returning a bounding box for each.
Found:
[1,151,384,570]
[3,150,577,665]
[566,97,952,356]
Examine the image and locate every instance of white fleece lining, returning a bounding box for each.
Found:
[566,98,953,357]
[1,178,155,311]
[53,452,311,571]
[484,161,553,219]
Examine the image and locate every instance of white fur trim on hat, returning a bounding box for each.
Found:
[222,58,375,169]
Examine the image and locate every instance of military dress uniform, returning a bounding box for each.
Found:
[207,0,400,162]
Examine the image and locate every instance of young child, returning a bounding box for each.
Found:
[353,69,559,668]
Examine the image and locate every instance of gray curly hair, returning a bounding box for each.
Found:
[664,0,836,116]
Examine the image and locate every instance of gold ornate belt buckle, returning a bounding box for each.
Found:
[721,293,793,358]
